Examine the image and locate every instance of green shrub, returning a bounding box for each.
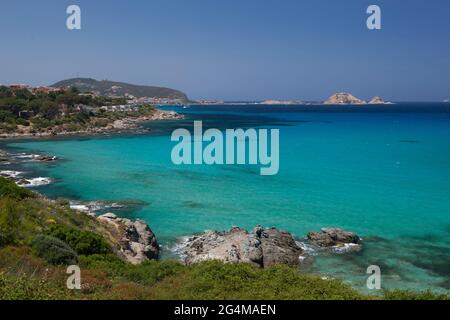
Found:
[383,289,449,300]
[15,117,30,126]
[0,198,21,247]
[31,118,56,129]
[78,254,127,277]
[78,254,184,285]
[150,261,368,300]
[0,177,33,200]
[123,260,185,286]
[31,234,78,265]
[46,224,112,256]
[0,273,67,300]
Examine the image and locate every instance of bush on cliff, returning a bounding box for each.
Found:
[0,273,67,300]
[31,235,78,265]
[383,289,449,300]
[45,224,111,256]
[145,261,367,300]
[0,198,21,247]
[1,245,449,300]
[0,177,33,200]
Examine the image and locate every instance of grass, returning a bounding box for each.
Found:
[1,248,447,300]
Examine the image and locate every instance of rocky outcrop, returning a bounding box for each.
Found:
[255,226,304,267]
[182,226,303,268]
[1,109,183,139]
[34,155,57,162]
[98,213,159,264]
[368,96,385,104]
[307,228,362,253]
[324,93,367,105]
[260,100,303,105]
[183,227,263,267]
[149,110,184,120]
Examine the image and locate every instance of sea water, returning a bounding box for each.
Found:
[4,103,450,293]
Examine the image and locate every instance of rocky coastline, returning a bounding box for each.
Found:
[0,109,183,140]
[97,213,160,265]
[1,131,363,267]
[1,149,364,267]
[175,225,362,268]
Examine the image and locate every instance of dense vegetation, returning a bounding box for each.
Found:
[0,86,154,134]
[45,224,112,256]
[0,177,448,300]
[52,78,188,101]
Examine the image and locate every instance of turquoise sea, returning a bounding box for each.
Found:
[3,104,450,293]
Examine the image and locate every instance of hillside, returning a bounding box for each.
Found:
[0,85,183,138]
[51,78,188,101]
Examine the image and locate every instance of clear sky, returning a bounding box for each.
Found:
[1,0,449,101]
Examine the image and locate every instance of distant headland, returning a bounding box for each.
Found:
[323,92,392,105]
[192,93,393,106]
[52,78,189,104]
[0,81,184,138]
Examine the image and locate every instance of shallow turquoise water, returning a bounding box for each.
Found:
[5,104,450,293]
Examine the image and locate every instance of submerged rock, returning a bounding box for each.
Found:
[307,228,362,252]
[182,226,303,268]
[16,178,31,186]
[98,213,159,264]
[34,155,57,162]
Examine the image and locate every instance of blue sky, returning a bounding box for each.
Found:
[1,0,449,101]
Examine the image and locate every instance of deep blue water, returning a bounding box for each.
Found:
[4,103,450,293]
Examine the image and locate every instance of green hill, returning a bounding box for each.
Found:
[51,78,188,101]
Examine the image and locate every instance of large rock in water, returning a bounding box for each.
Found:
[255,226,304,267]
[368,96,386,104]
[307,228,362,252]
[98,213,159,264]
[323,92,367,105]
[182,226,303,268]
[184,227,263,267]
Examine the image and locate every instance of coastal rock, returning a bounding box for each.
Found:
[182,226,303,268]
[184,227,263,267]
[307,228,362,252]
[34,155,57,162]
[98,213,159,264]
[16,178,31,186]
[144,110,184,121]
[260,100,303,105]
[100,212,119,220]
[324,93,366,105]
[368,96,386,104]
[256,226,304,267]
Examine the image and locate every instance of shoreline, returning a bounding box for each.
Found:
[1,109,449,294]
[2,147,450,294]
[0,109,183,141]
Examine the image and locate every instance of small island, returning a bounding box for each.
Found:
[260,100,303,105]
[323,92,392,105]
